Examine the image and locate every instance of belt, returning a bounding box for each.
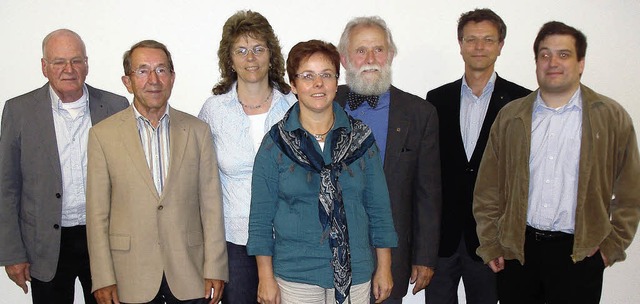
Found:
[525,226,573,241]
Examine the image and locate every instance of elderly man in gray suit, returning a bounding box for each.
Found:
[0,29,128,304]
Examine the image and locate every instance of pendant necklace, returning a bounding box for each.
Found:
[238,91,273,109]
[312,114,335,141]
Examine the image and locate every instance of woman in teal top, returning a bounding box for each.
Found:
[247,40,397,304]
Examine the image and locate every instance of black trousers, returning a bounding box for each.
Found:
[497,226,605,304]
[222,242,258,304]
[425,238,497,304]
[127,274,208,304]
[30,225,96,304]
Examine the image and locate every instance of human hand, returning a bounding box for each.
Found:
[205,279,225,303]
[256,275,280,304]
[488,256,505,273]
[372,267,393,303]
[94,284,120,304]
[410,265,434,294]
[5,262,31,294]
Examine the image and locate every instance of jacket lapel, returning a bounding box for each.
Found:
[469,76,514,165]
[160,108,188,200]
[87,85,109,125]
[119,107,160,199]
[32,84,63,187]
[384,86,410,169]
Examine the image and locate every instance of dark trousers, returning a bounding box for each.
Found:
[222,242,259,304]
[30,225,96,304]
[498,226,605,304]
[425,238,497,304]
[124,274,208,304]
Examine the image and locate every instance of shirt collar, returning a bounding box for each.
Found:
[534,87,583,113]
[133,103,171,124]
[49,84,89,111]
[461,72,497,96]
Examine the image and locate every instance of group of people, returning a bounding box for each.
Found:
[0,7,638,304]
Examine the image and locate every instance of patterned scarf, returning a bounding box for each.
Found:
[269,106,375,304]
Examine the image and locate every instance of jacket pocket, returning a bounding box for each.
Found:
[188,230,204,246]
[110,235,131,251]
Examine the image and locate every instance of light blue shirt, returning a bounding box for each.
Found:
[50,85,91,227]
[344,90,390,164]
[134,105,171,195]
[527,88,582,233]
[198,84,296,245]
[460,72,496,160]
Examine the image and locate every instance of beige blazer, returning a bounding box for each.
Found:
[86,106,228,303]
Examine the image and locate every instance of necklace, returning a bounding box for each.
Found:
[312,114,335,141]
[238,91,273,109]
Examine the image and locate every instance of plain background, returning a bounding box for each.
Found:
[1,1,639,303]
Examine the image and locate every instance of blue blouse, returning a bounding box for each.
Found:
[247,102,397,288]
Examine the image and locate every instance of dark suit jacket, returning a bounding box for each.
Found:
[426,75,530,260]
[0,83,128,281]
[337,85,442,298]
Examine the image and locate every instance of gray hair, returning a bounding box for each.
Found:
[338,16,397,58]
[42,29,86,57]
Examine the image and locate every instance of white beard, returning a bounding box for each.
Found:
[345,61,392,96]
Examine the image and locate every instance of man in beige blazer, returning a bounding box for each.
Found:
[86,40,228,304]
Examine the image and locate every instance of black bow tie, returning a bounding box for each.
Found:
[347,92,379,110]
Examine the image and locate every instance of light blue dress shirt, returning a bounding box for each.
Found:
[527,89,583,233]
[50,85,91,227]
[198,83,296,245]
[460,72,496,160]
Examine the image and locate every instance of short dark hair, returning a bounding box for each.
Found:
[212,10,290,95]
[286,40,340,85]
[123,40,174,75]
[533,21,587,61]
[457,8,507,42]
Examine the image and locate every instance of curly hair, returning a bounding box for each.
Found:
[212,10,290,95]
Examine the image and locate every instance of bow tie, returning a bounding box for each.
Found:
[347,92,379,110]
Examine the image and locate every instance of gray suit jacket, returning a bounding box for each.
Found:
[0,83,128,281]
[336,85,442,298]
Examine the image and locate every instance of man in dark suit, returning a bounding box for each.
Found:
[0,29,128,304]
[425,9,530,304]
[336,16,442,304]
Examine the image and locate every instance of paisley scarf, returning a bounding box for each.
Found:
[269,106,374,303]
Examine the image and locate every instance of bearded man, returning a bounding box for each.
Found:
[335,16,442,304]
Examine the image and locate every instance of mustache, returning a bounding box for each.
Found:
[356,64,383,73]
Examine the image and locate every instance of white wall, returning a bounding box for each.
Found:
[1,0,639,303]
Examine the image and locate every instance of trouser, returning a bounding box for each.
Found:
[222,242,259,304]
[31,225,96,304]
[425,238,497,304]
[498,226,605,304]
[276,277,371,304]
[124,274,209,304]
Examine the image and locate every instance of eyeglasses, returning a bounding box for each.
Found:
[44,57,87,69]
[295,72,339,83]
[462,36,499,45]
[129,66,173,79]
[233,46,268,57]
